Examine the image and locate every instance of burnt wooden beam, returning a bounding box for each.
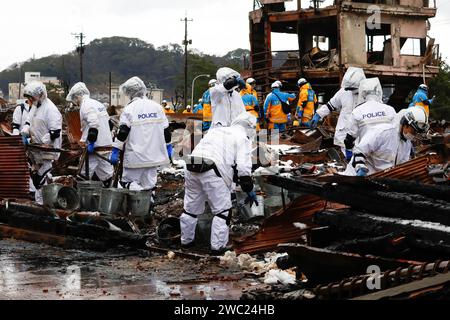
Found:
[371,178,450,202]
[267,176,450,226]
[1,209,147,250]
[315,209,450,246]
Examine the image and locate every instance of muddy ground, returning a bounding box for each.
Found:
[0,239,265,300]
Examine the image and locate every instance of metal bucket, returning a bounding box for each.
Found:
[99,188,128,216]
[43,184,80,210]
[127,191,152,217]
[78,181,103,212]
[237,191,265,221]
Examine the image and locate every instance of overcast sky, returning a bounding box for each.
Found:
[0,0,449,71]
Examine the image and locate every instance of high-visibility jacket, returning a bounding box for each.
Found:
[241,85,259,119]
[264,89,296,124]
[297,83,318,123]
[202,89,212,122]
[409,88,432,117]
[240,84,258,99]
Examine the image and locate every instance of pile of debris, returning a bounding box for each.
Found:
[0,103,449,300]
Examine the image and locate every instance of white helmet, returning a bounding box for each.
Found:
[272,81,281,89]
[246,78,256,85]
[198,98,203,104]
[162,100,168,104]
[419,84,429,92]
[120,76,147,99]
[187,105,192,109]
[66,82,90,102]
[402,107,429,133]
[24,81,47,100]
[297,78,308,87]
[208,79,217,87]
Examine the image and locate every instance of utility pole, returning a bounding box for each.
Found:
[73,32,85,82]
[181,15,193,109]
[109,72,112,107]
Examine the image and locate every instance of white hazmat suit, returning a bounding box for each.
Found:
[21,81,62,204]
[12,100,32,136]
[316,67,366,150]
[345,78,397,149]
[180,113,256,252]
[113,77,170,191]
[210,67,246,129]
[343,107,428,176]
[66,82,114,183]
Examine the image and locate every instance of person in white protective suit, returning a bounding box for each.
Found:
[21,81,62,204]
[110,77,171,191]
[12,99,32,136]
[66,82,114,187]
[343,78,397,161]
[210,67,247,129]
[311,67,366,155]
[343,107,429,177]
[180,112,258,255]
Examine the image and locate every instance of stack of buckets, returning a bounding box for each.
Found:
[77,181,152,217]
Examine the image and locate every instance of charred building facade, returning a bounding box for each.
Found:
[249,0,440,107]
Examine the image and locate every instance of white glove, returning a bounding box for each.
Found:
[21,124,30,137]
[12,129,20,136]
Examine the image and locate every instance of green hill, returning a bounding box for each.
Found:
[0,37,248,103]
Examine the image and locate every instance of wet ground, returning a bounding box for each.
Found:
[0,240,262,300]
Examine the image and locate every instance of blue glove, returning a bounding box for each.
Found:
[310,114,322,129]
[22,135,29,146]
[345,150,353,162]
[287,114,292,122]
[297,111,304,122]
[357,168,369,177]
[245,191,259,208]
[110,148,121,165]
[166,144,174,159]
[87,142,96,155]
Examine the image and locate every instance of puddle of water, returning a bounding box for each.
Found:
[0,240,261,300]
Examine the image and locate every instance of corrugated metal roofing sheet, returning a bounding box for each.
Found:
[0,137,30,199]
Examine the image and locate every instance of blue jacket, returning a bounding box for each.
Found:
[264,89,296,124]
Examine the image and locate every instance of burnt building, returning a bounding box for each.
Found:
[249,0,440,107]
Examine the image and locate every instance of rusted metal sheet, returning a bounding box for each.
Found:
[64,110,82,144]
[0,137,29,200]
[373,154,434,184]
[234,195,346,254]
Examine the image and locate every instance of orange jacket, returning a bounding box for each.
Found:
[264,89,296,124]
[297,84,317,123]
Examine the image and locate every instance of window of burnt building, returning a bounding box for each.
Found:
[366,23,393,65]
